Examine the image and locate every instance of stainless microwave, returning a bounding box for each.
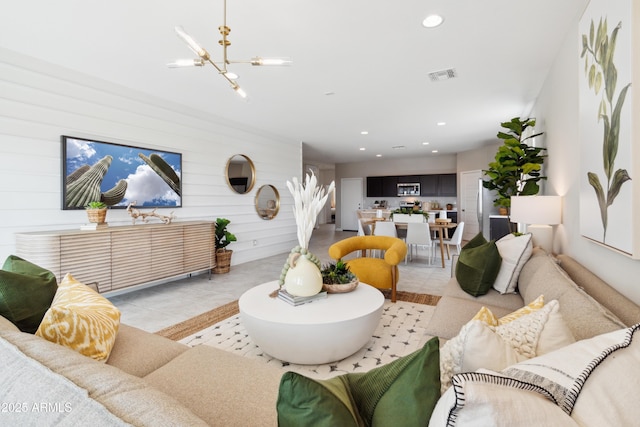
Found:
[397,183,420,196]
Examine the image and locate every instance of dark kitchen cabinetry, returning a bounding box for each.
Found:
[382,176,398,197]
[366,176,398,197]
[367,174,457,197]
[366,176,384,197]
[420,175,439,196]
[438,174,457,197]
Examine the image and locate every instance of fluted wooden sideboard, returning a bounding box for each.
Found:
[15,221,215,293]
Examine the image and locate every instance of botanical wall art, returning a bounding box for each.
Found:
[62,136,182,210]
[579,0,633,254]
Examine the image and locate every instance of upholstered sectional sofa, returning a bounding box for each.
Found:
[1,247,639,425]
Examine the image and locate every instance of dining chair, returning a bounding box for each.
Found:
[404,222,433,265]
[357,219,371,236]
[372,221,398,258]
[435,222,465,258]
[372,221,397,238]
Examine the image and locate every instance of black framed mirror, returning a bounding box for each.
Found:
[255,184,280,220]
[225,154,256,194]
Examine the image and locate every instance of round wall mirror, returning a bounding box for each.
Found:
[225,154,256,194]
[255,185,280,220]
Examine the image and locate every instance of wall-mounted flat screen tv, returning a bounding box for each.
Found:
[61,135,182,210]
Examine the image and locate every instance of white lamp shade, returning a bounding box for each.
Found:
[510,196,562,225]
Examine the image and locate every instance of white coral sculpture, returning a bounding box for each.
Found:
[286,171,335,250]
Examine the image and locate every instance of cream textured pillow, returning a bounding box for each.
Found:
[36,273,120,361]
[493,233,533,294]
[439,299,574,393]
[439,320,526,393]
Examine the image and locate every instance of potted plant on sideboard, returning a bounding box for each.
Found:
[213,217,237,274]
[85,201,108,224]
[482,117,547,215]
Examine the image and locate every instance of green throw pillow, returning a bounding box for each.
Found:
[0,255,58,333]
[455,233,502,297]
[277,337,441,427]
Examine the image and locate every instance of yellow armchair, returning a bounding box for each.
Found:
[328,236,407,302]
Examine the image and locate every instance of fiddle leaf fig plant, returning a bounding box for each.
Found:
[214,218,237,251]
[482,117,547,209]
[581,18,632,243]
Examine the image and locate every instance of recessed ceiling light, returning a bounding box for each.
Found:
[432,150,439,153]
[361,131,369,135]
[360,147,366,151]
[422,142,430,145]
[422,14,444,28]
[437,122,446,126]
[376,154,382,157]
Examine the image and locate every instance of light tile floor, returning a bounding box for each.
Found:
[108,224,455,332]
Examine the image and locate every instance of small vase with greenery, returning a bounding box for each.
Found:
[85,201,107,224]
[213,218,237,274]
[482,117,547,214]
[320,259,359,293]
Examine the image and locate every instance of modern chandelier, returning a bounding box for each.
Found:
[168,0,291,98]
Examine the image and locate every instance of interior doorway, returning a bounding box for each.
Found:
[340,178,363,231]
[459,170,482,240]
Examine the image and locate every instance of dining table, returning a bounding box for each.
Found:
[361,219,457,268]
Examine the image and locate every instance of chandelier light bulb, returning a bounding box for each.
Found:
[174,26,208,58]
[166,59,205,68]
[251,57,292,66]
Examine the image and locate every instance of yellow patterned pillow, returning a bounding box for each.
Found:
[36,273,120,361]
[472,295,545,326]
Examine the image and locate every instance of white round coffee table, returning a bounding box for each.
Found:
[239,281,384,364]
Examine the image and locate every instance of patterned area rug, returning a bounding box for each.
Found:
[157,293,440,380]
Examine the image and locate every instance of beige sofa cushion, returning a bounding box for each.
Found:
[518,250,626,341]
[444,280,524,311]
[556,254,640,326]
[0,329,208,426]
[106,324,188,377]
[0,314,19,332]
[145,344,283,427]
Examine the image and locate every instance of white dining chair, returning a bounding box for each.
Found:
[372,221,398,258]
[435,222,465,258]
[357,219,371,236]
[404,222,433,264]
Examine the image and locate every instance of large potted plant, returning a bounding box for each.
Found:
[213,217,237,274]
[482,117,547,215]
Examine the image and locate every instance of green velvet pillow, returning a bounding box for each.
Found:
[0,255,58,333]
[455,233,502,297]
[277,337,441,427]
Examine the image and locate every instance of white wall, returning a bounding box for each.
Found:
[0,48,300,268]
[532,6,640,304]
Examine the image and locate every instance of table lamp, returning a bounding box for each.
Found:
[510,196,562,253]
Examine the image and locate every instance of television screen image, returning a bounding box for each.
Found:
[62,135,182,210]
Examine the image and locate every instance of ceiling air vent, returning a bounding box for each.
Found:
[428,68,458,82]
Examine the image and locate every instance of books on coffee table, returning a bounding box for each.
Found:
[278,289,328,306]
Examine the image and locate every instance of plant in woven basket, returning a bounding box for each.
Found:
[321,260,356,285]
[213,218,236,274]
[85,201,107,224]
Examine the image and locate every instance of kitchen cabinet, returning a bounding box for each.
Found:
[382,176,398,197]
[420,175,439,196]
[438,174,457,197]
[367,173,457,198]
[366,176,384,197]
